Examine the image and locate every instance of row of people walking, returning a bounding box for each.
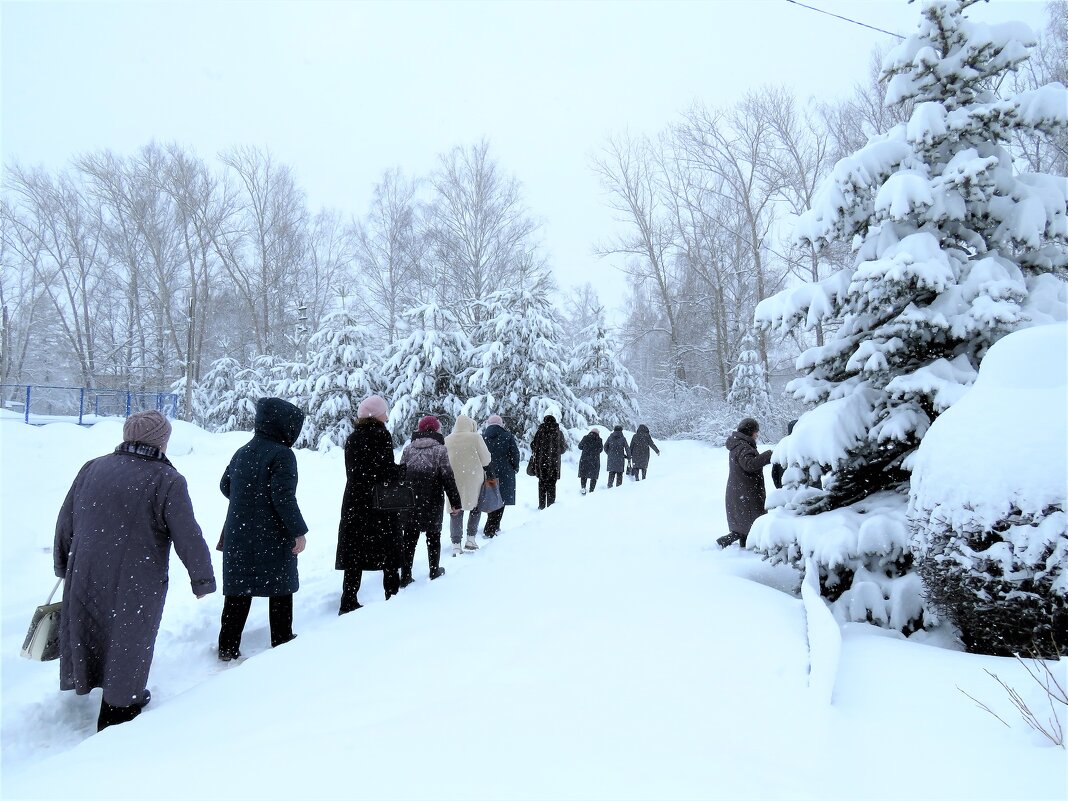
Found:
[51,402,660,731]
[576,424,660,494]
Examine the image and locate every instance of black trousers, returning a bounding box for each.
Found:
[581,477,598,492]
[402,525,442,580]
[483,507,506,536]
[607,471,623,488]
[340,567,400,614]
[634,467,648,481]
[218,594,294,657]
[538,479,557,509]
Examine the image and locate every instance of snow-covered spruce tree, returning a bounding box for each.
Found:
[381,304,471,443]
[726,331,773,425]
[294,311,381,451]
[195,355,272,433]
[567,323,641,429]
[464,287,594,445]
[751,0,1068,635]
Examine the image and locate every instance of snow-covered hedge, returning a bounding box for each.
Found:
[750,491,929,635]
[909,323,1068,656]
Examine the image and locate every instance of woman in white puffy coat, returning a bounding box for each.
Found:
[444,414,493,555]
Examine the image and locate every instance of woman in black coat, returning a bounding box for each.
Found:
[218,397,308,661]
[529,414,567,509]
[336,395,405,613]
[629,424,660,481]
[720,417,773,549]
[577,428,603,495]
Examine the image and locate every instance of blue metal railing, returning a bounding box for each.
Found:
[0,385,179,425]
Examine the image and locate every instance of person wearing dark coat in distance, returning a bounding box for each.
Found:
[719,417,773,549]
[54,411,216,731]
[603,425,631,488]
[530,414,567,509]
[336,395,406,613]
[399,415,461,585]
[771,419,798,490]
[629,424,660,481]
[577,427,603,495]
[482,415,521,536]
[217,397,308,662]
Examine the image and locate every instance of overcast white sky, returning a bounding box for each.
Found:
[1,0,1050,315]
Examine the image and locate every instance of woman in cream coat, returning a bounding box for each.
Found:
[444,414,493,555]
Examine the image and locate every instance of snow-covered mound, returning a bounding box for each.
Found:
[1,420,1064,799]
[910,323,1068,655]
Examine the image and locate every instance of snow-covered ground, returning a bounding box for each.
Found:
[1,420,1063,800]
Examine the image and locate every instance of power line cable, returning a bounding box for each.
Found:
[783,0,906,40]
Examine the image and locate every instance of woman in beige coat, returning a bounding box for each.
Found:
[444,415,493,555]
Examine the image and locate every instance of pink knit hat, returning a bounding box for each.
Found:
[357,395,388,419]
[486,415,504,427]
[417,415,441,433]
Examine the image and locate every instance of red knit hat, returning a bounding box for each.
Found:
[417,415,441,433]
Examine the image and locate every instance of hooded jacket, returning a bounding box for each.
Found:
[220,397,309,596]
[483,423,521,506]
[530,416,568,481]
[629,424,660,470]
[577,430,603,479]
[444,415,493,510]
[724,429,773,539]
[603,429,631,473]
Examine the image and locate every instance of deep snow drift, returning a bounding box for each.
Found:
[1,420,1064,800]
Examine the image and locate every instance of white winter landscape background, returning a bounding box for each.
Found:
[3,0,1068,799]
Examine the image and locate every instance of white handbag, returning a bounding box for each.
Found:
[21,579,63,661]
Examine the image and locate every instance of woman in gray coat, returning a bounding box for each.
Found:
[603,426,631,488]
[54,411,216,731]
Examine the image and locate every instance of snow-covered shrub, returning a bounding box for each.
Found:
[292,312,381,451]
[757,0,1068,512]
[463,287,594,444]
[381,304,470,443]
[567,323,641,429]
[751,491,928,634]
[909,324,1068,657]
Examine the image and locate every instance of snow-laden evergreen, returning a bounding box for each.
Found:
[287,311,381,451]
[195,355,273,433]
[751,0,1068,636]
[909,323,1067,656]
[758,0,1067,511]
[567,323,641,430]
[464,287,595,444]
[726,331,773,424]
[381,304,471,441]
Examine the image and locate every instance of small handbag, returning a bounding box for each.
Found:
[478,479,505,513]
[21,579,63,662]
[373,475,415,511]
[526,460,537,477]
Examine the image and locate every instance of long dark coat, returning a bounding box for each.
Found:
[336,418,405,571]
[483,424,521,505]
[220,398,309,596]
[54,447,216,706]
[400,431,462,531]
[725,430,773,538]
[530,419,567,481]
[629,425,661,470]
[603,430,631,473]
[577,431,603,479]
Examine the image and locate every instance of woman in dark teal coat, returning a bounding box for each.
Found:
[481,415,520,537]
[217,397,309,661]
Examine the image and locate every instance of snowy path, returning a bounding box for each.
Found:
[2,421,1063,800]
